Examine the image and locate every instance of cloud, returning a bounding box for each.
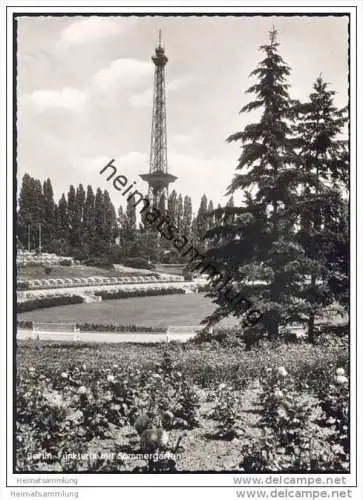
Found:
[167,151,231,207]
[93,58,152,92]
[25,87,88,111]
[72,152,148,183]
[129,88,153,108]
[171,126,201,147]
[168,75,192,91]
[71,152,149,208]
[58,17,128,48]
[129,76,192,108]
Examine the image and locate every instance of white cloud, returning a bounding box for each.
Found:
[168,75,192,91]
[71,152,149,209]
[71,155,113,174]
[58,17,127,48]
[167,151,231,207]
[25,87,88,111]
[93,58,152,92]
[171,126,201,147]
[129,88,153,108]
[129,76,191,108]
[72,152,148,183]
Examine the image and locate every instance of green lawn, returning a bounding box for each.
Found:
[17,294,238,328]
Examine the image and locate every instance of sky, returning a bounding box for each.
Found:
[17,15,349,214]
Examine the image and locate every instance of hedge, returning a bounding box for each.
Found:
[78,323,167,333]
[17,282,30,290]
[59,259,72,266]
[16,320,167,333]
[122,257,155,270]
[17,294,84,313]
[95,287,186,300]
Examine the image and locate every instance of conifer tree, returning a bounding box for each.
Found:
[83,185,95,255]
[103,190,117,249]
[204,28,297,339]
[94,187,104,232]
[168,190,178,228]
[182,195,193,239]
[176,194,183,232]
[73,184,85,249]
[67,185,77,247]
[207,200,215,231]
[126,195,137,233]
[18,174,36,248]
[41,178,55,248]
[57,194,68,240]
[196,194,209,245]
[290,77,349,339]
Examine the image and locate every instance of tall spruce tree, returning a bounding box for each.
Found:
[204,28,298,339]
[291,77,349,340]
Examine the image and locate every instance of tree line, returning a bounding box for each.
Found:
[17,174,219,264]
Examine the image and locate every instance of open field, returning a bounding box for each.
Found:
[17,294,238,328]
[16,338,349,472]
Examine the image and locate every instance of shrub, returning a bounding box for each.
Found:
[17,320,33,329]
[183,271,193,281]
[315,367,350,471]
[59,259,72,267]
[76,323,167,333]
[259,367,313,450]
[192,327,244,347]
[122,257,154,270]
[208,383,243,440]
[83,257,113,269]
[95,287,185,301]
[17,282,30,291]
[17,295,83,313]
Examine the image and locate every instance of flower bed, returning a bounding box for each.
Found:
[16,342,349,472]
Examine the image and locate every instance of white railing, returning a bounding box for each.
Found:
[32,322,80,340]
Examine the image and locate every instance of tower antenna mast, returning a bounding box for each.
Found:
[140,31,177,208]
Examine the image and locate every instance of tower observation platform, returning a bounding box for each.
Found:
[139,31,177,207]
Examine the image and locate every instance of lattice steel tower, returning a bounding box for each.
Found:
[140,31,177,207]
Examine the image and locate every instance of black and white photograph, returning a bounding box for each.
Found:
[2,3,360,489]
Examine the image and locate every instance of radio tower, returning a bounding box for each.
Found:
[140,31,177,207]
